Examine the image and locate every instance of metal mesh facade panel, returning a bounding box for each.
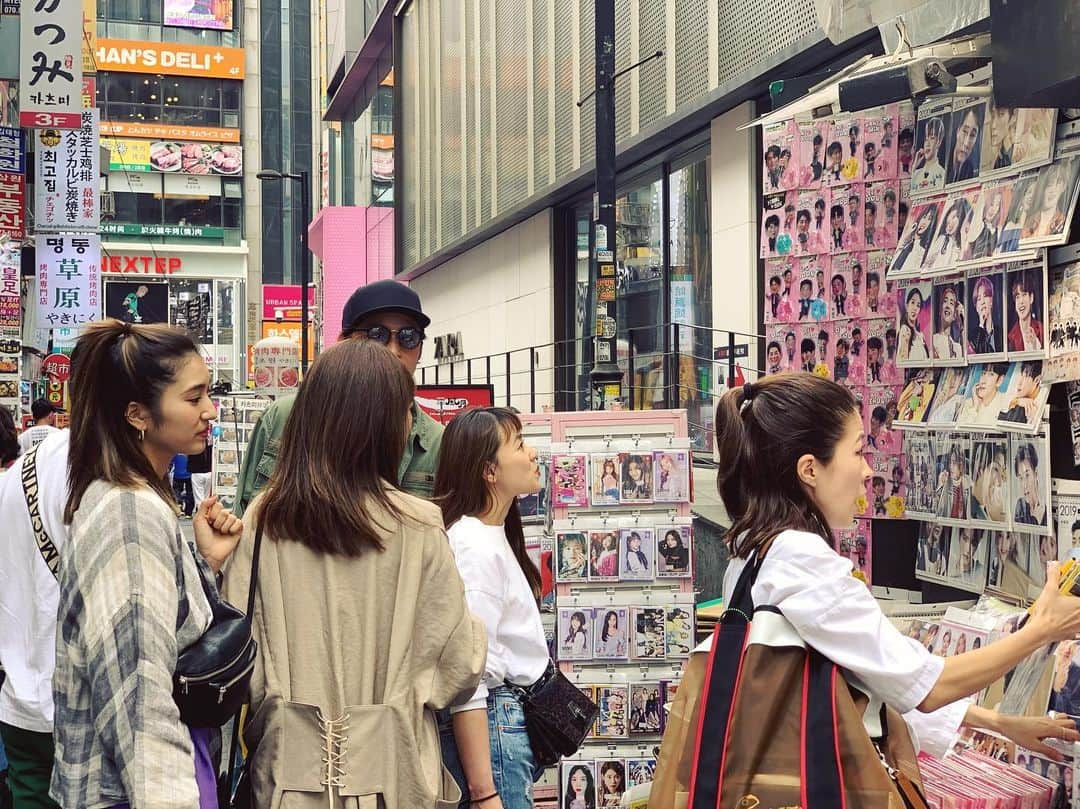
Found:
[465,0,477,229]
[717,0,819,87]
[479,3,493,223]
[578,1,595,170]
[553,0,575,179]
[496,0,529,213]
[401,5,419,268]
[440,5,464,246]
[614,0,632,143]
[533,0,551,190]
[675,0,710,107]
[637,0,667,130]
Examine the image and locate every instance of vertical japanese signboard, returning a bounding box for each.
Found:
[0,241,20,331]
[34,109,99,232]
[37,234,100,329]
[19,0,83,129]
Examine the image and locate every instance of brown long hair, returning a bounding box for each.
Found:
[257,339,414,555]
[65,319,200,523]
[435,407,542,598]
[715,373,858,558]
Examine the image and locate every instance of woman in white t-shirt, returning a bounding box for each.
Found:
[436,407,549,809]
[671,375,1080,783]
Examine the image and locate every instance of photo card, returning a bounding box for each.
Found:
[864,180,899,251]
[980,102,1056,178]
[910,97,952,197]
[1017,155,1080,249]
[557,607,594,661]
[562,761,597,809]
[865,251,897,318]
[766,323,798,374]
[834,182,866,254]
[944,98,987,189]
[595,684,630,738]
[996,360,1050,432]
[966,267,1007,360]
[762,118,799,194]
[593,607,630,660]
[629,683,663,735]
[865,316,901,386]
[962,183,1012,263]
[590,452,622,507]
[652,449,690,502]
[862,106,894,181]
[896,368,937,428]
[555,530,589,582]
[891,196,946,278]
[666,605,694,658]
[969,434,1011,529]
[824,114,863,188]
[589,530,621,581]
[631,606,667,660]
[946,526,990,594]
[895,279,934,366]
[864,385,902,455]
[1005,261,1048,359]
[956,362,1015,428]
[1009,433,1052,535]
[764,255,797,324]
[656,525,693,578]
[794,187,830,256]
[915,520,950,583]
[798,116,828,189]
[831,319,858,387]
[931,277,967,364]
[925,366,971,426]
[620,527,655,581]
[760,190,798,259]
[518,454,550,521]
[898,100,916,179]
[932,432,973,524]
[551,453,589,507]
[866,453,905,519]
[597,758,627,808]
[618,452,654,503]
[795,254,831,322]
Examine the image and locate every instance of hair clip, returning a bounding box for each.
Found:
[739,382,755,415]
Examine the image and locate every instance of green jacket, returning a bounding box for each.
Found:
[233,394,444,516]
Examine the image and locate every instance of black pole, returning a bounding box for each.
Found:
[727,330,736,389]
[529,349,536,414]
[627,328,635,410]
[298,170,310,375]
[588,0,621,409]
[505,352,511,406]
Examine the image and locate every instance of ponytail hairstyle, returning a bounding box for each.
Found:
[0,405,18,467]
[65,319,201,523]
[715,374,859,558]
[435,407,543,599]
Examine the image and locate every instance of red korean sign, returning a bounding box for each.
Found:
[414,385,495,425]
[0,171,24,239]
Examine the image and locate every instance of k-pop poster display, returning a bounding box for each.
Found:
[996,360,1050,432]
[620,528,654,580]
[629,684,663,735]
[1046,259,1080,382]
[830,319,858,386]
[556,530,589,582]
[824,114,863,187]
[897,101,916,178]
[923,191,979,275]
[926,367,970,426]
[966,268,1007,360]
[763,256,796,324]
[1016,155,1080,248]
[798,117,828,188]
[956,363,1015,428]
[593,608,629,660]
[944,99,986,187]
[1005,262,1048,358]
[896,280,933,366]
[666,606,694,658]
[896,368,937,427]
[652,450,690,502]
[562,761,597,809]
[891,197,945,278]
[933,432,973,524]
[962,184,1011,263]
[631,607,667,660]
[865,453,905,518]
[910,97,952,197]
[595,685,629,738]
[656,525,693,578]
[558,607,594,661]
[760,191,798,258]
[1009,433,1052,534]
[551,454,589,507]
[864,385,902,455]
[969,435,1010,529]
[618,452,653,503]
[915,521,951,582]
[865,251,898,318]
[597,759,627,808]
[589,530,621,581]
[833,184,866,253]
[590,453,622,507]
[762,118,799,194]
[947,527,990,594]
[794,188,830,255]
[980,102,1056,178]
[931,278,967,364]
[864,181,899,250]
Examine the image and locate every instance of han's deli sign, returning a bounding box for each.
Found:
[95,40,245,79]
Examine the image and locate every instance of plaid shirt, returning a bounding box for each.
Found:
[51,480,213,808]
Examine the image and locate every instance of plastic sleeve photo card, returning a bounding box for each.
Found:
[561,761,598,809]
[962,184,1011,264]
[966,267,1007,360]
[618,452,654,504]
[932,433,974,524]
[915,520,951,584]
[944,98,987,190]
[924,190,981,277]
[656,525,693,578]
[1009,432,1052,535]
[794,255,831,323]
[864,180,899,251]
[903,433,935,518]
[593,607,630,660]
[760,190,799,259]
[794,188,830,256]
[830,319,857,388]
[619,527,655,581]
[865,251,896,318]
[555,530,589,582]
[996,359,1050,432]
[836,519,872,584]
[766,323,797,374]
[835,183,866,254]
[931,277,967,365]
[795,321,831,376]
[865,317,901,387]
[596,759,628,808]
[956,362,1015,428]
[924,366,969,426]
[898,100,916,179]
[665,605,694,658]
[945,527,990,594]
[910,97,953,198]
[985,530,1032,596]
[652,449,690,503]
[969,435,1011,530]
[829,252,861,320]
[891,196,948,279]
[594,684,630,739]
[798,116,828,189]
[825,114,862,187]
[895,279,934,366]
[980,102,1057,178]
[630,606,667,661]
[1016,155,1080,250]
[629,683,663,735]
[1046,259,1080,379]
[1005,261,1049,359]
[551,454,589,507]
[588,530,621,581]
[895,368,937,428]
[590,452,622,507]
[864,385,903,456]
[763,118,799,194]
[557,607,594,662]
[764,255,796,324]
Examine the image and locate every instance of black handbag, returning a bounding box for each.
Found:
[172,525,261,729]
[505,662,599,767]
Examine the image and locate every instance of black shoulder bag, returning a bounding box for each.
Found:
[504,661,599,767]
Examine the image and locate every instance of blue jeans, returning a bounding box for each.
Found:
[440,688,541,809]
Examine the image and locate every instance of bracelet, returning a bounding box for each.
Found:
[470,792,499,805]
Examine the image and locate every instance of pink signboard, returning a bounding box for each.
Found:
[261,283,315,321]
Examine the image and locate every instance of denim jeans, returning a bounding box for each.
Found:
[440,687,541,809]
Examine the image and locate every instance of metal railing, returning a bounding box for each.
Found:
[417,322,765,450]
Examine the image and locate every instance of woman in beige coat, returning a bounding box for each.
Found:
[223,339,486,808]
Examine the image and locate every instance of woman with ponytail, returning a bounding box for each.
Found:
[51,320,242,809]
[435,408,549,809]
[650,374,1080,808]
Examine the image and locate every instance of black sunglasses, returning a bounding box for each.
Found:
[358,325,425,350]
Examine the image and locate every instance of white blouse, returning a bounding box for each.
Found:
[447,516,549,713]
[718,529,968,756]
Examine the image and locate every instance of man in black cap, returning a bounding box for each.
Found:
[234,279,443,512]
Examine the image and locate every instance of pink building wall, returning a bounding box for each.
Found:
[308,205,396,348]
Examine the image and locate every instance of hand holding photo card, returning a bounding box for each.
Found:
[558,607,594,661]
[947,527,990,594]
[620,528,654,580]
[551,453,589,507]
[898,101,916,179]
[966,269,1007,359]
[864,181,899,251]
[661,608,693,660]
[1019,156,1080,247]
[798,117,828,188]
[924,193,978,275]
[630,683,661,735]
[896,280,933,366]
[997,360,1050,431]
[595,684,629,738]
[957,363,1015,428]
[618,452,653,503]
[916,521,951,582]
[896,368,937,428]
[762,119,799,194]
[631,606,667,660]
[890,198,944,278]
[907,444,939,518]
[590,452,622,506]
[970,435,1011,528]
[933,433,973,524]
[932,278,967,364]
[945,99,986,187]
[764,256,796,323]
[597,760,627,808]
[657,525,692,578]
[589,530,621,581]
[556,530,589,582]
[910,98,952,197]
[562,761,597,809]
[593,608,629,660]
[1010,434,1052,534]
[1005,264,1047,357]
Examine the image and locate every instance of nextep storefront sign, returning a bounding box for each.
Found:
[96,40,245,79]
[104,255,183,275]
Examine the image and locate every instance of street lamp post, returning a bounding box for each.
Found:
[256,169,311,374]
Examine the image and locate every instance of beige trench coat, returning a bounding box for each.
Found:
[222,490,486,809]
